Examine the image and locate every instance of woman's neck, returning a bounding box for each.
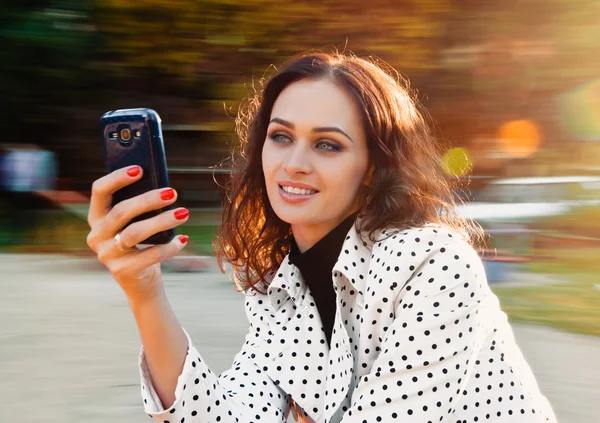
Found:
[292,224,332,253]
[291,211,358,253]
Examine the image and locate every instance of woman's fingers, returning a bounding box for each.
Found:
[105,187,180,235]
[116,207,190,249]
[88,165,143,227]
[136,234,190,270]
[90,186,179,247]
[90,202,188,259]
[104,234,189,278]
[85,167,190,299]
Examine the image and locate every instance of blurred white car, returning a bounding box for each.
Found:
[456,176,600,224]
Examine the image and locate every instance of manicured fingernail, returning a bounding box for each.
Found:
[160,188,175,201]
[127,166,140,177]
[174,208,189,220]
[179,235,189,244]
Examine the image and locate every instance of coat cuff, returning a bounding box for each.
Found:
[138,327,197,414]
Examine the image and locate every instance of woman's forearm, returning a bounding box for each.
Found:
[129,284,188,409]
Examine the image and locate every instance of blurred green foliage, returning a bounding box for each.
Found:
[2,0,599,143]
[535,206,600,239]
[0,206,219,255]
[91,0,453,77]
[494,248,600,337]
[1,0,600,195]
[0,1,96,129]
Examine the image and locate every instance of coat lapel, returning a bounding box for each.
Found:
[256,222,379,422]
[324,222,378,421]
[332,220,377,296]
[259,258,329,422]
[322,300,354,422]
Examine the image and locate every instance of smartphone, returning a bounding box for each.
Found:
[100,108,175,244]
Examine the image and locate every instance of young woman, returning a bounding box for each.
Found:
[86,52,557,423]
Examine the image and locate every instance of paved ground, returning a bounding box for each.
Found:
[1,254,598,423]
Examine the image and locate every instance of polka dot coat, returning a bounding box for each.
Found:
[139,224,557,422]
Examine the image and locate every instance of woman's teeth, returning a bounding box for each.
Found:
[281,185,318,195]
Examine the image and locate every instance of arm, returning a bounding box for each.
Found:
[84,168,285,420]
[138,293,289,423]
[129,285,188,409]
[340,242,490,422]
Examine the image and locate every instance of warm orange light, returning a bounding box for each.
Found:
[497,119,541,158]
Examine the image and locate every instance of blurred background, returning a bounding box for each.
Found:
[1,1,599,422]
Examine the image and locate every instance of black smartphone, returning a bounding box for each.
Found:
[100,108,175,245]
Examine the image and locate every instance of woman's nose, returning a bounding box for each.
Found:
[283,144,312,175]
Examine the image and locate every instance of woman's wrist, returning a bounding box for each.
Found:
[127,281,168,311]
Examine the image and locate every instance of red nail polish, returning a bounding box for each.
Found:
[160,188,175,201]
[179,235,189,244]
[174,209,189,220]
[127,166,140,177]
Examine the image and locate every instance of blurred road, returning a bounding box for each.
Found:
[1,254,598,423]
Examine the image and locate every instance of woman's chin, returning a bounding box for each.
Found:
[272,206,319,226]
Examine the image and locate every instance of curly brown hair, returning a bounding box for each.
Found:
[214,51,482,293]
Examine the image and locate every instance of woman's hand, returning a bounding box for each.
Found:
[86,165,190,301]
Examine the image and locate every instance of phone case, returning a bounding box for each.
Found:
[100,108,175,244]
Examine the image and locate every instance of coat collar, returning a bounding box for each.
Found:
[261,220,402,422]
[267,218,378,311]
[267,256,304,311]
[259,221,443,422]
[331,218,376,295]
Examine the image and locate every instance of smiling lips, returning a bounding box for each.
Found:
[278,184,319,203]
[280,185,318,195]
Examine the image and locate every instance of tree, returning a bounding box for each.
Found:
[0,0,95,138]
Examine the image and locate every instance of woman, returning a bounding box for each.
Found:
[86,52,557,423]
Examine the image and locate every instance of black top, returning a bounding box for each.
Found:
[288,213,359,348]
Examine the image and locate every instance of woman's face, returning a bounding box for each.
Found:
[262,77,371,251]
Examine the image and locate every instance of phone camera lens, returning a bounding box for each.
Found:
[120,128,131,142]
[133,130,141,138]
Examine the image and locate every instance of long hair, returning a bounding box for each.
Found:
[215,51,482,293]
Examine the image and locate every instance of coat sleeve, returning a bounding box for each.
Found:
[339,241,491,422]
[139,294,289,423]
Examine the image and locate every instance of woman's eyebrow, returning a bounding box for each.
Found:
[269,117,354,143]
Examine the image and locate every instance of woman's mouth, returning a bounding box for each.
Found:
[278,185,319,203]
[280,185,318,195]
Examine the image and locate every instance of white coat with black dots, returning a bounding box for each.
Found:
[139,223,557,423]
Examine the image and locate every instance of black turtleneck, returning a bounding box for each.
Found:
[288,212,358,348]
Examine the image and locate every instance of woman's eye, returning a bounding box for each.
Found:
[270,132,291,143]
[316,141,342,152]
